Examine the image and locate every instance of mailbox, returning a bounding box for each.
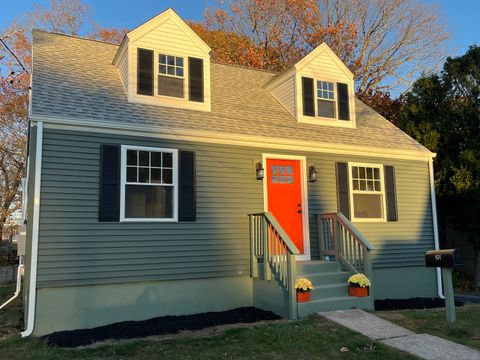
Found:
[425,249,463,268]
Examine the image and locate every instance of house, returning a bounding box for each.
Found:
[22,8,441,337]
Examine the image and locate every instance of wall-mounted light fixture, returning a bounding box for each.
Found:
[256,162,264,180]
[309,165,317,183]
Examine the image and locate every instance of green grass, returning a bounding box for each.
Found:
[0,284,417,360]
[0,285,23,338]
[377,305,480,351]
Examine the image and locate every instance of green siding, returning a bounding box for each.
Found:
[36,128,435,288]
[34,276,253,336]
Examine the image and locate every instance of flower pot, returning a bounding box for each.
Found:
[297,291,311,303]
[348,284,369,297]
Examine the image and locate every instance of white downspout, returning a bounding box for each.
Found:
[429,157,444,299]
[21,121,43,337]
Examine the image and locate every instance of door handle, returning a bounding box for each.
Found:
[297,210,302,214]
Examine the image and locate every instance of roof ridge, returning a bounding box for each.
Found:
[33,29,120,47]
[211,61,279,75]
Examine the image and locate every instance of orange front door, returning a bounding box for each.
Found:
[266,159,304,253]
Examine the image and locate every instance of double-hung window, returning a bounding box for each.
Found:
[349,163,386,221]
[317,80,336,118]
[158,54,184,98]
[120,145,178,221]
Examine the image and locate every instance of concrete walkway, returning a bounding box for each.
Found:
[321,309,480,360]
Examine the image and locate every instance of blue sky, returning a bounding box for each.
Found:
[1,0,479,57]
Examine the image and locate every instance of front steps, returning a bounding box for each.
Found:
[296,260,373,317]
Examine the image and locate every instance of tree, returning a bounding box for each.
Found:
[203,0,449,93]
[90,25,128,44]
[398,45,480,287]
[357,90,405,124]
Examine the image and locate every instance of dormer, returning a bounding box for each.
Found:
[266,43,356,128]
[113,8,211,112]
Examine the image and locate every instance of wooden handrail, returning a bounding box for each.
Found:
[248,211,298,319]
[316,212,374,280]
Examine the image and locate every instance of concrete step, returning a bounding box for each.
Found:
[310,283,349,299]
[296,260,340,274]
[298,295,372,317]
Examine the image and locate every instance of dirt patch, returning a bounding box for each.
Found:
[43,307,282,348]
[375,297,464,311]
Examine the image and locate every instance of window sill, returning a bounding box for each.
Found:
[120,218,178,223]
[129,93,211,112]
[351,218,387,223]
[297,115,355,128]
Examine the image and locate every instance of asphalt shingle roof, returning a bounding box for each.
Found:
[31,30,431,155]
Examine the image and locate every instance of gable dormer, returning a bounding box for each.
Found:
[113,8,211,112]
[266,43,356,128]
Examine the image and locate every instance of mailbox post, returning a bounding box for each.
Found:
[425,249,463,324]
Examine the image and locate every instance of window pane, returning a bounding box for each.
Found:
[127,166,137,182]
[271,175,278,184]
[127,150,137,165]
[279,165,285,174]
[317,100,335,118]
[352,166,358,179]
[139,167,149,183]
[361,167,367,179]
[176,57,183,67]
[125,185,173,218]
[158,75,184,98]
[280,176,286,183]
[359,180,366,191]
[374,168,380,180]
[167,55,175,65]
[163,169,173,184]
[159,54,166,64]
[367,180,374,191]
[271,165,278,174]
[167,66,175,75]
[374,181,381,191]
[286,176,294,184]
[159,65,167,74]
[286,165,293,174]
[176,67,184,77]
[151,168,161,183]
[151,152,162,167]
[139,151,149,166]
[353,180,359,190]
[353,194,383,219]
[163,153,173,167]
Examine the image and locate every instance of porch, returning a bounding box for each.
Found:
[248,212,375,319]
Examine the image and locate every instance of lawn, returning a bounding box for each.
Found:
[377,305,480,351]
[0,285,417,360]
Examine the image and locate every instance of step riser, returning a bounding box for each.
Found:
[311,285,349,299]
[298,296,372,317]
[296,261,340,274]
[302,272,350,286]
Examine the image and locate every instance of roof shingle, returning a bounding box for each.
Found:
[31,31,431,155]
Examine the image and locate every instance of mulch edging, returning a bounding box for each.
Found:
[43,307,281,348]
[375,297,465,311]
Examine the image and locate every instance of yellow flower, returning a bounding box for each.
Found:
[347,273,371,288]
[295,277,314,292]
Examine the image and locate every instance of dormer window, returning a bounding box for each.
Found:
[136,48,204,103]
[158,54,184,98]
[302,76,350,122]
[317,80,335,118]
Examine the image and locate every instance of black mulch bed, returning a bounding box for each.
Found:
[375,297,465,311]
[43,307,281,348]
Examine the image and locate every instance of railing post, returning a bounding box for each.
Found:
[333,216,340,261]
[364,250,375,310]
[317,215,325,259]
[263,217,272,281]
[287,252,297,319]
[249,215,258,279]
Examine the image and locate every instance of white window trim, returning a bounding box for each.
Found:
[316,80,336,119]
[120,145,179,222]
[348,162,387,223]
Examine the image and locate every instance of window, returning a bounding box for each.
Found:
[349,163,386,221]
[121,146,178,221]
[158,54,184,98]
[271,165,294,184]
[317,80,335,118]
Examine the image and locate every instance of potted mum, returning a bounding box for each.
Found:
[347,273,371,297]
[295,277,314,303]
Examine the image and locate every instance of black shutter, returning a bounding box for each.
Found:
[179,151,196,221]
[336,162,350,219]
[302,77,314,116]
[189,57,204,102]
[384,165,398,221]
[337,83,350,121]
[99,145,120,222]
[137,48,154,96]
